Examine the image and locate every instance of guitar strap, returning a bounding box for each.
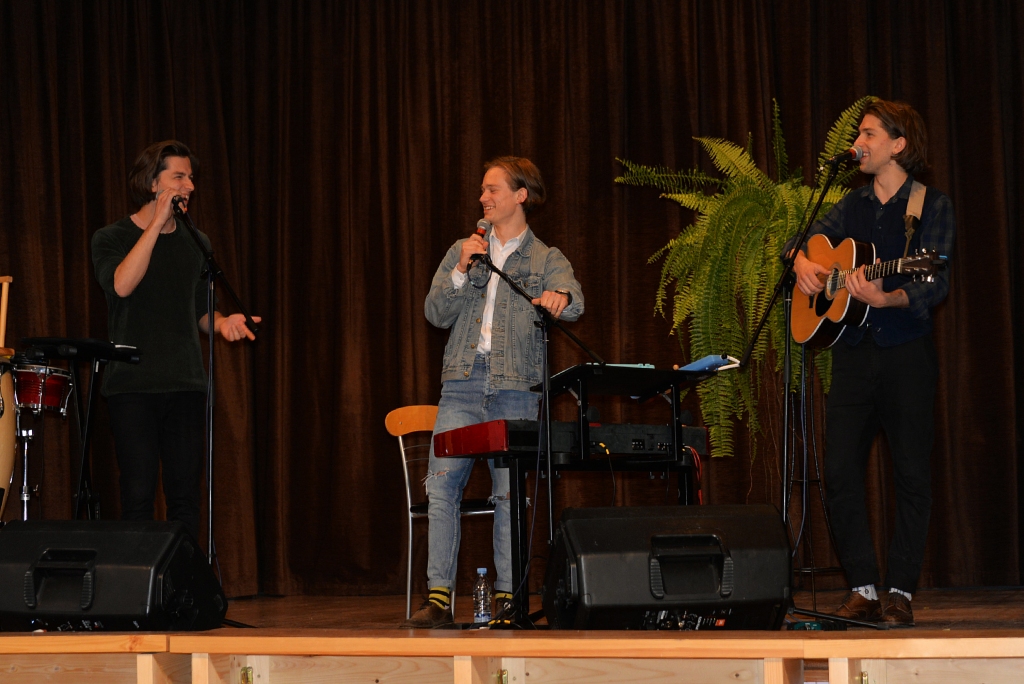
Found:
[902,180,926,257]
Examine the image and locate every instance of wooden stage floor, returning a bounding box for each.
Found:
[217,588,1024,683]
[223,587,1024,631]
[2,589,1024,683]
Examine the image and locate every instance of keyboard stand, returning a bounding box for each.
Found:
[438,363,714,625]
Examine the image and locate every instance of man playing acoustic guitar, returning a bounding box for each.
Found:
[790,100,955,627]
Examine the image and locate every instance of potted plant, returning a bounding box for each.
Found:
[615,97,873,459]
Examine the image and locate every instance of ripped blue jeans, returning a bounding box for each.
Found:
[425,354,540,594]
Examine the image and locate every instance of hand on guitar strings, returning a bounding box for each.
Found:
[846,260,900,308]
[791,250,828,297]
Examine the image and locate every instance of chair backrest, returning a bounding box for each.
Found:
[385,405,438,511]
[385,405,438,437]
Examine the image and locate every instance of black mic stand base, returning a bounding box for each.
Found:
[788,606,886,631]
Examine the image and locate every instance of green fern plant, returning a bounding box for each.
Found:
[616,97,873,459]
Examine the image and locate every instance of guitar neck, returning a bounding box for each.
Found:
[862,259,903,280]
[833,258,903,289]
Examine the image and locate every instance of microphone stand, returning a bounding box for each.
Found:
[738,161,841,527]
[172,204,259,563]
[471,253,604,618]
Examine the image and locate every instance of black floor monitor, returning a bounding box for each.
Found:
[541,504,791,630]
[0,520,227,632]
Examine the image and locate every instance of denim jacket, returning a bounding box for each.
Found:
[425,227,584,390]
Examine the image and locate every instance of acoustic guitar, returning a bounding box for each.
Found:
[790,234,944,348]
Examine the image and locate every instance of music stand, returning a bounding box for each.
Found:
[539,363,712,503]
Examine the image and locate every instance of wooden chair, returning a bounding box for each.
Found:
[385,405,495,619]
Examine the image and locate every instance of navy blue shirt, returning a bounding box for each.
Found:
[789,176,955,347]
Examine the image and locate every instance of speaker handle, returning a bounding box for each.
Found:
[649,534,734,599]
[23,551,97,610]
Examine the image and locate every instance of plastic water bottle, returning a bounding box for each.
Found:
[472,568,492,624]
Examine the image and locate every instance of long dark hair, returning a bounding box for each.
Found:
[127,140,198,210]
[862,100,928,176]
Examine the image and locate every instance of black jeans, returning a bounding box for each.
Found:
[824,334,938,594]
[107,391,205,541]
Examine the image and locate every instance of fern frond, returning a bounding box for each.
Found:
[696,137,771,187]
[814,347,832,393]
[771,100,789,182]
[614,158,720,194]
[662,190,717,214]
[814,95,875,186]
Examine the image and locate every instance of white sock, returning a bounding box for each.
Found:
[890,588,912,601]
[853,584,878,601]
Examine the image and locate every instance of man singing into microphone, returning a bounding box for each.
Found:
[788,100,955,626]
[402,156,584,628]
[92,140,258,541]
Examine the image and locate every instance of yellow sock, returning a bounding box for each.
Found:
[428,587,451,610]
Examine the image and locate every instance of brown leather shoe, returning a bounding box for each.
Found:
[877,592,915,628]
[400,599,455,629]
[488,595,516,628]
[832,591,881,621]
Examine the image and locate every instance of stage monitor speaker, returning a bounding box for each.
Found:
[541,504,791,630]
[0,520,227,632]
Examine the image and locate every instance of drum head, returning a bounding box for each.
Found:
[13,364,73,416]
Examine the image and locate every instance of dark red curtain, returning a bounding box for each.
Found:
[1,0,1020,597]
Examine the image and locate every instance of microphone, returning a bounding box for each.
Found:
[469,219,491,263]
[171,196,186,215]
[825,146,864,165]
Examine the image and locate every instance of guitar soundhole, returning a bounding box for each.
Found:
[824,268,840,299]
[814,292,832,317]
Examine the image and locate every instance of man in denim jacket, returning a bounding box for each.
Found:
[402,157,584,628]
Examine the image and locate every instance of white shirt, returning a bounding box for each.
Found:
[450,228,527,354]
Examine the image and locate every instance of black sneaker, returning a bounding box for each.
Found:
[400,599,455,629]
